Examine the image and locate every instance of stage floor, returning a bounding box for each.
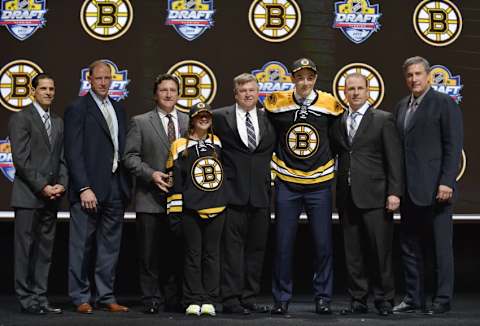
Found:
[1,295,479,326]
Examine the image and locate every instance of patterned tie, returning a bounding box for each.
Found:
[245,111,256,151]
[101,100,118,172]
[43,112,52,144]
[166,113,176,144]
[404,99,417,130]
[348,111,360,144]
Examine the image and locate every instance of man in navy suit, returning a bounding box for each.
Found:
[392,56,463,315]
[64,60,130,314]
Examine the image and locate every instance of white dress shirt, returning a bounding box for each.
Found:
[33,101,51,131]
[235,104,260,147]
[157,107,181,140]
[346,102,370,134]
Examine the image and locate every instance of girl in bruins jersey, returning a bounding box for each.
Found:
[166,102,225,317]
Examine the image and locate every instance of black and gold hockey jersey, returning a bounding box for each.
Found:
[166,134,226,219]
[264,89,344,190]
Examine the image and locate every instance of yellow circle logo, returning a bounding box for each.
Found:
[0,60,43,112]
[333,63,385,109]
[248,0,302,42]
[286,123,319,158]
[80,0,133,41]
[413,0,462,47]
[167,60,217,113]
[191,156,223,191]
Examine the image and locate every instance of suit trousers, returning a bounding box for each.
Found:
[183,210,225,305]
[221,205,270,306]
[136,212,183,306]
[14,206,57,308]
[339,190,394,305]
[272,181,333,303]
[399,194,454,306]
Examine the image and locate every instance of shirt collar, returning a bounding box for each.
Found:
[33,101,49,117]
[157,106,178,119]
[409,86,430,107]
[235,103,257,117]
[348,102,369,116]
[294,89,316,105]
[89,89,111,105]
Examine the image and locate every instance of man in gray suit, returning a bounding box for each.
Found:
[9,74,67,315]
[124,74,188,314]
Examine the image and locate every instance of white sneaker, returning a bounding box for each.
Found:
[185,304,201,316]
[201,304,216,316]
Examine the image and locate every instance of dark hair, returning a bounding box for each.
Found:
[32,73,54,89]
[402,56,430,74]
[153,74,180,95]
[182,115,218,159]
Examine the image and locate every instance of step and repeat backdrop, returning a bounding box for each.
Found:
[0,0,478,214]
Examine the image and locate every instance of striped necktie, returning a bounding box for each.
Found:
[245,111,256,151]
[348,112,360,144]
[166,113,176,144]
[43,112,52,144]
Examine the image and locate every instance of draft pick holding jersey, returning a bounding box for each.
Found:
[264,89,344,191]
[166,134,226,219]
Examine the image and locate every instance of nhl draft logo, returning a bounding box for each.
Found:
[0,59,43,112]
[248,0,302,43]
[0,0,47,41]
[0,138,15,182]
[429,65,463,103]
[79,59,129,101]
[333,63,384,109]
[80,0,133,41]
[333,0,381,44]
[252,61,294,104]
[413,0,462,47]
[167,60,217,113]
[166,0,215,41]
[191,156,223,191]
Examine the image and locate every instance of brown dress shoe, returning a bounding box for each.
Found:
[76,303,93,314]
[101,303,129,312]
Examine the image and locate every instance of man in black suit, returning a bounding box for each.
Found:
[331,73,403,316]
[9,74,67,315]
[64,60,130,314]
[213,73,276,314]
[393,56,463,315]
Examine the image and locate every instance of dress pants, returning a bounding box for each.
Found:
[272,181,333,303]
[221,205,270,306]
[136,212,183,307]
[339,191,394,305]
[183,210,225,305]
[399,193,454,306]
[14,206,57,309]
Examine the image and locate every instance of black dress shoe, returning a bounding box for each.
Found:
[242,302,270,313]
[393,301,421,313]
[271,302,289,315]
[143,302,160,314]
[340,301,368,315]
[426,302,450,315]
[21,305,46,315]
[375,302,392,316]
[41,304,63,314]
[315,299,332,315]
[223,304,251,315]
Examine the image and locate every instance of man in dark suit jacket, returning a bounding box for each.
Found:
[9,74,67,315]
[331,73,403,316]
[64,60,130,314]
[213,73,276,314]
[124,74,188,314]
[392,57,463,315]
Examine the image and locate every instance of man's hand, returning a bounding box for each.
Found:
[386,195,400,212]
[41,185,57,200]
[80,189,98,212]
[436,185,453,203]
[51,184,65,198]
[152,171,171,193]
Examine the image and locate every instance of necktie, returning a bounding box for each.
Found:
[101,100,118,172]
[43,112,52,144]
[166,114,176,144]
[348,112,360,144]
[404,99,417,130]
[245,112,256,151]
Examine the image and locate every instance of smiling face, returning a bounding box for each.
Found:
[293,68,317,99]
[234,80,259,111]
[33,78,55,109]
[192,111,212,134]
[405,63,430,97]
[88,63,112,100]
[155,79,178,113]
[345,75,369,111]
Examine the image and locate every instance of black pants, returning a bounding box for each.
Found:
[339,192,394,306]
[221,205,270,306]
[183,211,225,305]
[136,212,183,306]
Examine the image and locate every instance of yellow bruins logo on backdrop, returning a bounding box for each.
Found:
[191,156,223,191]
[248,0,302,42]
[413,0,462,47]
[167,60,217,113]
[333,63,384,109]
[0,59,43,112]
[80,0,133,41]
[286,123,319,158]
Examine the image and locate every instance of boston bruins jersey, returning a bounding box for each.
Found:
[166,135,226,219]
[264,89,344,190]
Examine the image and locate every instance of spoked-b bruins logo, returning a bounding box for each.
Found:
[333,63,384,109]
[248,0,302,42]
[167,60,217,113]
[286,123,319,158]
[413,0,462,47]
[191,156,223,191]
[0,59,43,112]
[80,0,133,41]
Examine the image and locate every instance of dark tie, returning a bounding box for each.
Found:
[348,112,360,144]
[404,99,417,130]
[245,112,256,151]
[43,112,52,144]
[166,113,176,144]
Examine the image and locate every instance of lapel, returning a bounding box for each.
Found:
[397,96,409,136]
[86,93,111,140]
[256,108,267,149]
[405,88,433,135]
[340,111,349,147]
[351,106,373,146]
[29,104,52,151]
[148,109,170,151]
[177,110,188,136]
[225,105,244,145]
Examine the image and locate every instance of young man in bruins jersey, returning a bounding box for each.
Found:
[265,58,344,315]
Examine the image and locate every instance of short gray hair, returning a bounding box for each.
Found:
[88,59,112,75]
[233,73,258,93]
[402,56,430,73]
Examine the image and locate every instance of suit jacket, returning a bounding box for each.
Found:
[123,109,188,213]
[64,93,130,204]
[331,107,403,209]
[9,104,68,208]
[394,88,463,206]
[212,104,276,208]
